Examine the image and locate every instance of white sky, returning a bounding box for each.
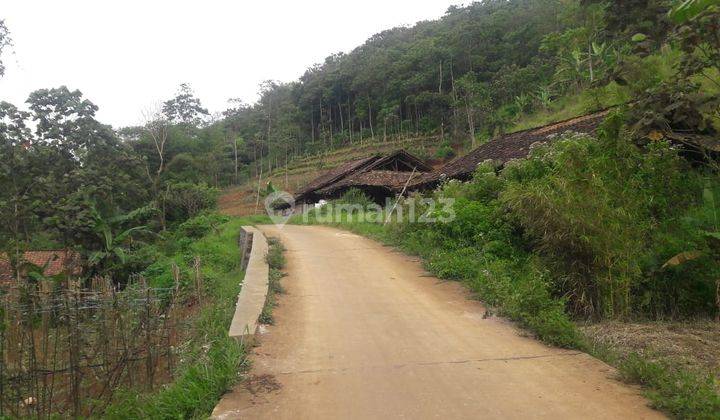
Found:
[0,0,461,128]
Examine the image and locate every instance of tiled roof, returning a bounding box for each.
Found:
[0,250,82,283]
[294,149,430,202]
[409,110,610,189]
[316,170,418,196]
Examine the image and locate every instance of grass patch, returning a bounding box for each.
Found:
[618,354,720,418]
[266,237,287,270]
[104,216,259,419]
[259,237,286,325]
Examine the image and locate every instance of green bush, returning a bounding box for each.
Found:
[434,141,455,159]
[163,182,219,224]
[177,213,230,239]
[619,354,720,418]
[336,187,374,207]
[500,114,718,318]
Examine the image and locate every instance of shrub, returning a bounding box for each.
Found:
[336,188,374,207]
[500,114,717,318]
[434,141,455,159]
[163,182,219,224]
[177,214,230,239]
[619,354,720,418]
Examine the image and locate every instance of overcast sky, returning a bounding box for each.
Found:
[0,0,461,128]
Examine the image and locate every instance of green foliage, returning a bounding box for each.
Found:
[630,4,720,135]
[266,237,287,270]
[162,83,209,127]
[177,213,229,239]
[199,0,673,171]
[434,141,455,160]
[619,354,720,418]
[0,88,151,249]
[105,218,252,418]
[336,188,374,207]
[162,182,219,224]
[87,203,154,279]
[501,115,718,318]
[669,0,720,23]
[0,20,11,78]
[260,238,286,325]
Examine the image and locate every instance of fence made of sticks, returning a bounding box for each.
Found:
[0,261,204,418]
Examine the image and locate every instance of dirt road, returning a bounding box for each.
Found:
[213,225,662,419]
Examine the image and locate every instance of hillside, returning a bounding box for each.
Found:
[2,0,720,417]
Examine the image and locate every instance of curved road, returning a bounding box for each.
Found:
[213,225,662,419]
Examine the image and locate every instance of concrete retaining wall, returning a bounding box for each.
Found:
[228,226,269,342]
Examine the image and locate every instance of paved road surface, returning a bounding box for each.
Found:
[213,225,662,419]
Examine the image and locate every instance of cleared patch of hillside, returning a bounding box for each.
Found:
[219,135,454,216]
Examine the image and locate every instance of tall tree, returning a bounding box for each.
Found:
[162,83,209,128]
[0,19,11,78]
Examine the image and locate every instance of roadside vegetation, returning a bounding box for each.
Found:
[260,237,287,325]
[103,216,257,418]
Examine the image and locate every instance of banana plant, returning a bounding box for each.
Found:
[662,184,720,318]
[88,204,153,275]
[535,87,553,110]
[669,0,720,23]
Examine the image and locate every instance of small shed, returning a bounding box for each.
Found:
[316,170,419,203]
[294,149,431,205]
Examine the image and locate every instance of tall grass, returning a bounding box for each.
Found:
[104,218,252,419]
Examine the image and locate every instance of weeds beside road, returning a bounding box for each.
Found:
[105,217,256,419]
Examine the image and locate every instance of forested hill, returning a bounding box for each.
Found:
[215,0,673,174]
[2,0,719,249]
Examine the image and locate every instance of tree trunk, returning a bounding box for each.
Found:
[347,98,353,143]
[588,42,594,83]
[338,102,344,141]
[465,98,475,148]
[367,95,375,141]
[438,62,443,93]
[255,151,263,213]
[383,118,387,143]
[232,138,239,185]
[415,100,420,136]
[450,61,459,140]
[311,111,315,143]
[328,104,333,147]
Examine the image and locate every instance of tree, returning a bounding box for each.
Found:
[456,73,491,148]
[0,20,12,78]
[162,83,209,128]
[1,87,151,252]
[141,105,170,228]
[0,101,35,250]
